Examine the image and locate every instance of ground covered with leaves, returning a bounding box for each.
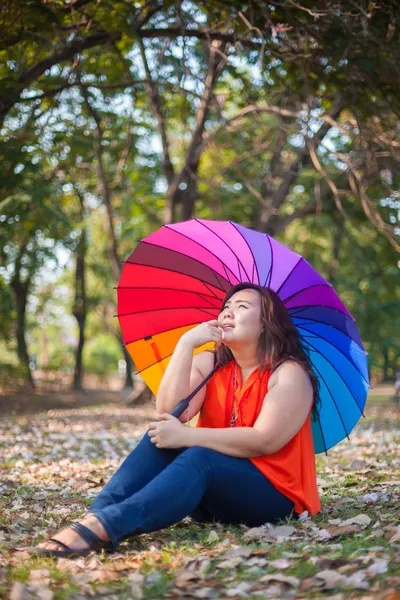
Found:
[0,390,399,599]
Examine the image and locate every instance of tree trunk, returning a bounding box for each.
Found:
[80,86,135,389]
[122,374,154,407]
[382,347,389,382]
[328,223,342,286]
[122,345,134,389]
[255,97,345,233]
[10,249,34,389]
[72,194,87,391]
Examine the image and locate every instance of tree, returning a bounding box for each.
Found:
[1,0,399,391]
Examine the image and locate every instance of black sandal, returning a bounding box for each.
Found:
[20,522,115,558]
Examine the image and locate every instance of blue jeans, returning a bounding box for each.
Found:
[89,431,297,548]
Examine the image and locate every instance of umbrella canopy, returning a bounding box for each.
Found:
[117,218,369,454]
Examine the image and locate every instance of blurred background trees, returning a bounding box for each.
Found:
[1,0,399,394]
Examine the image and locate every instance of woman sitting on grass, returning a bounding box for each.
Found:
[25,283,321,558]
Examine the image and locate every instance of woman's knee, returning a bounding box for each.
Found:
[174,446,222,484]
[180,446,221,462]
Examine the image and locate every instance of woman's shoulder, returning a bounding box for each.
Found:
[269,358,312,387]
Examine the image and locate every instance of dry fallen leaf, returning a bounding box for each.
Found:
[313,569,346,589]
[226,581,253,596]
[242,526,269,540]
[342,514,372,527]
[245,557,269,567]
[34,589,54,600]
[267,525,295,539]
[206,530,219,543]
[327,524,361,537]
[217,556,243,569]
[9,582,28,600]
[174,570,201,587]
[259,573,300,587]
[220,546,253,560]
[268,558,292,569]
[365,559,389,576]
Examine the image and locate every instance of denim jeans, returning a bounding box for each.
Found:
[89,430,297,548]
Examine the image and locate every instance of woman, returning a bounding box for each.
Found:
[26,283,321,558]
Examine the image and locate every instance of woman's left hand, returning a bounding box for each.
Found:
[148,413,191,449]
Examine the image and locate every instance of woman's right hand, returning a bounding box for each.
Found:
[180,320,224,349]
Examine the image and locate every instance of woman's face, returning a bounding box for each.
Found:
[217,288,263,347]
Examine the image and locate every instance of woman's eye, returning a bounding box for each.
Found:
[238,304,247,309]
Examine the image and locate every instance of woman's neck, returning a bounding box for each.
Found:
[230,348,260,371]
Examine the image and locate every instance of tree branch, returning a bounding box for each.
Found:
[80,83,121,279]
[18,79,147,103]
[165,38,229,222]
[0,31,117,126]
[139,27,263,49]
[138,37,175,187]
[257,96,345,230]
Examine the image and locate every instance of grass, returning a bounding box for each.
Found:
[0,390,399,598]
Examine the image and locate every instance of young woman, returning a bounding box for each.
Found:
[26,283,321,558]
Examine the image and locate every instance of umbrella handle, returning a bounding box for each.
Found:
[157,361,221,420]
[156,398,189,421]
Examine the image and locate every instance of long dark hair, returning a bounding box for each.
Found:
[216,283,321,422]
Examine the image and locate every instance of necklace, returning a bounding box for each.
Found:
[229,362,239,427]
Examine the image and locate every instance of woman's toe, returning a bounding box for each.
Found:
[37,528,88,552]
[35,541,63,551]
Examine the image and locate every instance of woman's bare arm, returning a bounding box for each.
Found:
[155,345,215,421]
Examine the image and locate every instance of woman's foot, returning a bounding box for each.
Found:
[36,515,110,552]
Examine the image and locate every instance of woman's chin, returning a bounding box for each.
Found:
[221,336,235,348]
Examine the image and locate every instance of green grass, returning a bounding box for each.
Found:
[1,392,398,598]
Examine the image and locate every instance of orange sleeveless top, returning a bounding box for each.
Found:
[196,359,320,516]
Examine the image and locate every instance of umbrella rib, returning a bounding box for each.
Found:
[194,218,253,282]
[309,358,352,447]
[300,328,369,389]
[284,284,357,323]
[117,302,221,318]
[312,404,328,456]
[263,235,273,288]
[200,281,221,299]
[162,224,240,286]
[117,285,222,300]
[275,256,303,295]
[221,261,236,286]
[288,300,351,320]
[122,311,220,346]
[302,336,366,420]
[291,309,355,328]
[133,348,216,376]
[124,247,231,293]
[229,221,260,284]
[289,314,365,352]
[282,283,335,306]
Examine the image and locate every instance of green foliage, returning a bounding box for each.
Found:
[0,1,399,387]
[83,334,121,376]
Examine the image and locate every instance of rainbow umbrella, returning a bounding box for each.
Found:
[117,218,369,454]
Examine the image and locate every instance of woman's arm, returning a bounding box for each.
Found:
[156,337,194,414]
[253,361,313,454]
[155,345,214,420]
[185,426,267,457]
[156,320,222,418]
